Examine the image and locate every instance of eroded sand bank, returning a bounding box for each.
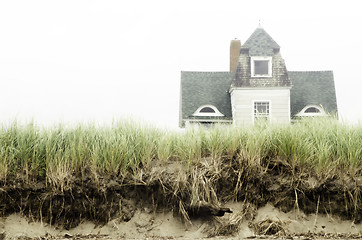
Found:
[1,203,360,239]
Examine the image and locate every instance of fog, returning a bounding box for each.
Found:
[1,1,361,128]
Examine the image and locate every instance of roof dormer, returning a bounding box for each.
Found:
[231,27,290,88]
[192,105,225,117]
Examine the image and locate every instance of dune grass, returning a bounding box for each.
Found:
[0,118,361,225]
[0,118,361,183]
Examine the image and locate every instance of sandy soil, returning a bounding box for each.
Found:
[1,203,360,239]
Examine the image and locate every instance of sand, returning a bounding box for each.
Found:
[1,202,360,239]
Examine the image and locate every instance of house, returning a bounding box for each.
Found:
[179,26,338,128]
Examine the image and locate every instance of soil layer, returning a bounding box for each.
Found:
[0,159,361,238]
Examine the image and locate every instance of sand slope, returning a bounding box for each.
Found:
[1,203,360,239]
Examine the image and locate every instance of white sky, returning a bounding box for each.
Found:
[1,0,361,128]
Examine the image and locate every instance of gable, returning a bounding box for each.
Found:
[289,71,338,117]
[180,71,233,127]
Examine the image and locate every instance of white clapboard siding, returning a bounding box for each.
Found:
[230,88,290,125]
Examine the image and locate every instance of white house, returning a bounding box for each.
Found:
[179,27,338,128]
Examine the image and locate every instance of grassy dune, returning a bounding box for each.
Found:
[0,118,360,179]
[0,118,361,228]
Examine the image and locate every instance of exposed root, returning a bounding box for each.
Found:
[207,202,257,237]
[249,218,288,236]
[187,201,232,218]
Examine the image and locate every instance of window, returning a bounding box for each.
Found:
[251,57,272,77]
[295,105,327,117]
[193,105,224,117]
[254,101,270,121]
[199,107,215,113]
[304,107,320,113]
[254,60,269,75]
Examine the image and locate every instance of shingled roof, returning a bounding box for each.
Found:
[180,71,233,127]
[241,27,280,56]
[289,71,338,116]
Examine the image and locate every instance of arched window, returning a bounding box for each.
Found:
[193,105,224,117]
[304,107,320,113]
[199,107,215,113]
[295,105,326,117]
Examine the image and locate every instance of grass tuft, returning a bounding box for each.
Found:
[0,118,360,188]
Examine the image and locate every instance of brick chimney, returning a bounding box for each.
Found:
[230,39,241,72]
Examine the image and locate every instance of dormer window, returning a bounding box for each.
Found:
[295,105,327,117]
[251,56,272,77]
[305,107,319,113]
[199,107,215,113]
[193,105,224,117]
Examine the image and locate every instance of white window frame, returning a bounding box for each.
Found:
[295,105,327,117]
[251,56,272,77]
[192,105,225,117]
[252,100,271,123]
